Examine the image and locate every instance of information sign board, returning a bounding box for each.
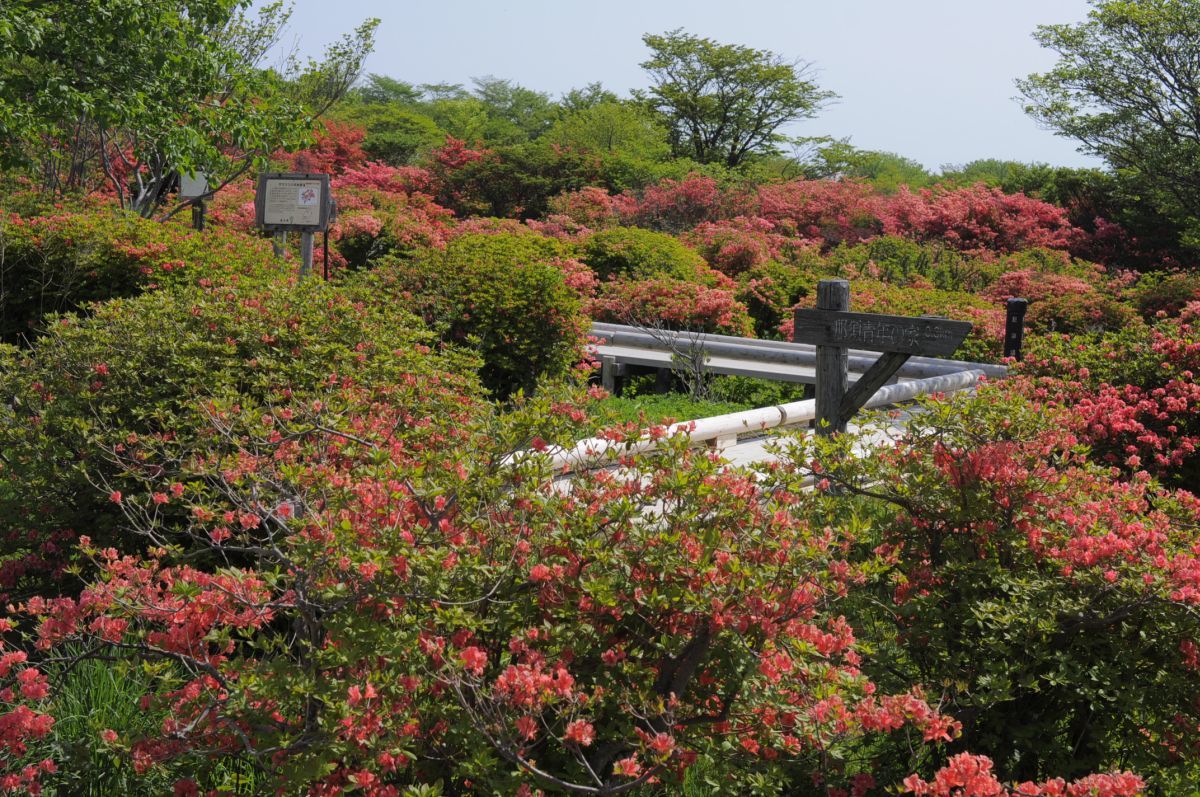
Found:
[254,173,332,232]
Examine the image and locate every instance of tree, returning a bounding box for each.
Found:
[0,0,376,217]
[546,100,671,160]
[806,140,934,191]
[637,29,835,167]
[1018,0,1200,247]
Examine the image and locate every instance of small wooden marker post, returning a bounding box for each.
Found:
[1004,298,1029,361]
[796,279,973,437]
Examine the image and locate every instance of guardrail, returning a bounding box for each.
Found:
[589,322,1008,389]
[520,368,987,473]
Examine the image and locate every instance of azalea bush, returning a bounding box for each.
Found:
[777,389,1200,789]
[0,210,280,343]
[580,226,717,285]
[361,232,588,398]
[0,379,967,795]
[587,277,754,336]
[0,279,482,603]
[1019,309,1200,486]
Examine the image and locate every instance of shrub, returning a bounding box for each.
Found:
[546,185,637,229]
[626,172,730,232]
[880,184,1086,254]
[0,392,971,795]
[684,216,816,276]
[587,277,754,336]
[828,236,1007,294]
[362,232,588,398]
[735,259,824,339]
[0,280,481,602]
[1132,272,1200,320]
[754,179,884,248]
[580,226,712,284]
[782,389,1200,787]
[0,210,281,343]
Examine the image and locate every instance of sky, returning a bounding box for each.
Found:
[272,0,1103,172]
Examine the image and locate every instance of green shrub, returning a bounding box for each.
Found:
[1132,272,1200,319]
[0,209,281,344]
[362,232,587,398]
[1026,290,1136,335]
[0,280,481,601]
[580,226,710,283]
[736,259,823,339]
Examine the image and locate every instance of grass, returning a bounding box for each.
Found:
[594,374,812,426]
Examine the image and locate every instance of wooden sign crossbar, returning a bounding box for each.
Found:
[794,280,972,435]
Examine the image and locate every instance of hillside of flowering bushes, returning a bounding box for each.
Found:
[0,114,1198,797]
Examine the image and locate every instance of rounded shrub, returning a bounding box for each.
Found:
[361,232,588,398]
[0,209,281,344]
[580,226,709,283]
[1133,272,1200,320]
[0,280,481,601]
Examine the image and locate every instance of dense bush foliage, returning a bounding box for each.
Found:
[0,210,279,343]
[0,280,482,601]
[580,226,712,283]
[782,391,1200,786]
[361,232,587,398]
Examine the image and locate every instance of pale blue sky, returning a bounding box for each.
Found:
[277,0,1102,171]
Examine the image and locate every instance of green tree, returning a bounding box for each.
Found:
[637,29,835,167]
[1018,0,1200,246]
[546,100,670,159]
[808,140,934,191]
[332,102,446,165]
[0,0,376,217]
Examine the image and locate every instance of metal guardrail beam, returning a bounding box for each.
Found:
[589,323,1008,381]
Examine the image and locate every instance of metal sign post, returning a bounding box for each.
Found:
[179,172,208,232]
[254,173,333,278]
[795,279,973,436]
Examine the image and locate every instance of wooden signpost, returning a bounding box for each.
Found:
[254,172,333,278]
[794,279,973,436]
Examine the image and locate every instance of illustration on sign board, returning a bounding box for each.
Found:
[298,187,318,206]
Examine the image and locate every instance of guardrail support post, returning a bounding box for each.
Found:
[814,279,850,437]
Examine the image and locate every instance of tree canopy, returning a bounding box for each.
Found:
[1018,0,1200,245]
[0,0,376,217]
[637,29,835,167]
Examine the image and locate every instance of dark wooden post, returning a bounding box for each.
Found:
[814,279,850,436]
[190,201,206,231]
[1004,298,1029,360]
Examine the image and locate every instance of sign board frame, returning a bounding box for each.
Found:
[254,172,332,233]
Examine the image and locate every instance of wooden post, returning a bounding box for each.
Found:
[653,367,672,394]
[601,355,617,395]
[1004,298,1029,360]
[299,231,314,279]
[272,231,287,259]
[190,201,206,231]
[814,279,850,436]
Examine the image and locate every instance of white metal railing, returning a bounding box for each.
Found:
[515,368,986,474]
